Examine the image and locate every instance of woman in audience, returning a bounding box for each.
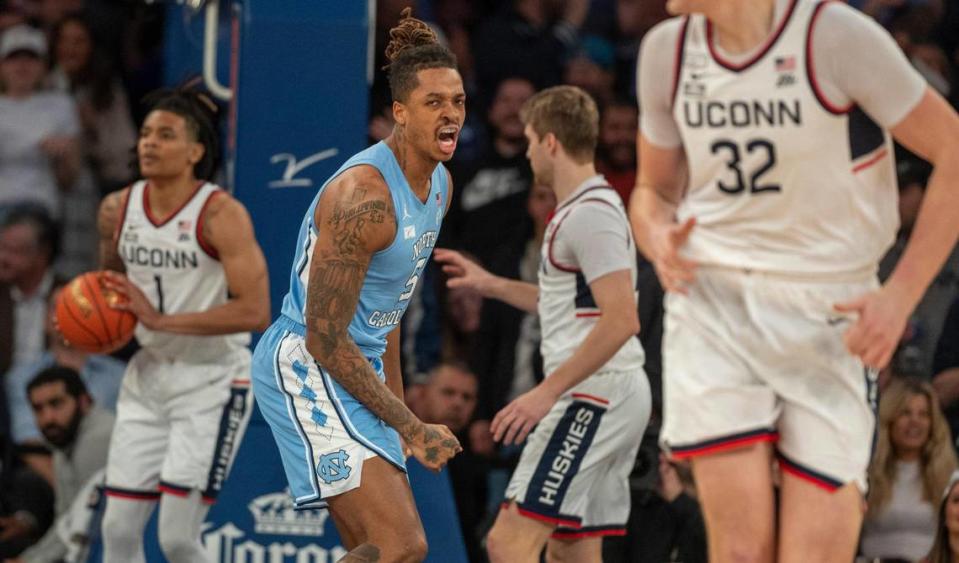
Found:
[928,471,959,563]
[49,14,136,194]
[863,378,958,560]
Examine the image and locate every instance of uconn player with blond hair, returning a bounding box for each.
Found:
[251,9,463,562]
[631,0,959,561]
[96,87,270,562]
[436,85,650,563]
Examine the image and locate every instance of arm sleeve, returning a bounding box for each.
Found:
[637,19,684,148]
[559,202,634,284]
[812,3,926,127]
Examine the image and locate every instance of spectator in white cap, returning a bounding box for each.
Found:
[0,24,81,219]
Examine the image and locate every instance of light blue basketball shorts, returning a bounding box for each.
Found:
[252,315,406,509]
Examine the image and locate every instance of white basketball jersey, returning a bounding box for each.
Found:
[538,184,645,376]
[672,0,898,277]
[117,180,249,362]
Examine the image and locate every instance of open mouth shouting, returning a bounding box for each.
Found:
[437,125,459,156]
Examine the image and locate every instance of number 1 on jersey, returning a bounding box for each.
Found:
[153,274,165,314]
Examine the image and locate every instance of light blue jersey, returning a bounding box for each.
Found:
[252,142,449,506]
[280,141,448,357]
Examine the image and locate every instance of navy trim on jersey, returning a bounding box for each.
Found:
[522,400,605,522]
[778,452,843,491]
[574,272,597,310]
[670,17,690,108]
[864,366,879,488]
[805,1,853,115]
[706,0,799,72]
[273,331,323,504]
[201,384,250,502]
[158,480,192,497]
[547,209,580,273]
[847,107,885,161]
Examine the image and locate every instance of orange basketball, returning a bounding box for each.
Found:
[55,271,137,354]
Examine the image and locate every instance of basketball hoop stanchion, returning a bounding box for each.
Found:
[202,0,232,100]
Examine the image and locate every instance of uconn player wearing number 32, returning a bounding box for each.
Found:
[435,86,650,563]
[631,0,959,561]
[94,86,270,563]
[251,9,463,563]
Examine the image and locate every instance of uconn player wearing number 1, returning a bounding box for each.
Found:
[631,0,959,561]
[251,9,463,563]
[95,87,270,562]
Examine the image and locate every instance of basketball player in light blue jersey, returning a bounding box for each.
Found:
[251,10,464,563]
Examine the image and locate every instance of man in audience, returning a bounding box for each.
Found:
[16,366,113,562]
[410,362,485,562]
[596,98,639,204]
[444,77,535,267]
[0,206,62,482]
[0,206,60,376]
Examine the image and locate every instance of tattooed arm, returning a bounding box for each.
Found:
[97,189,127,273]
[305,166,460,471]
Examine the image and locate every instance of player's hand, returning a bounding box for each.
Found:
[433,248,497,297]
[408,422,462,472]
[649,217,698,294]
[101,271,160,330]
[833,284,912,369]
[491,384,559,446]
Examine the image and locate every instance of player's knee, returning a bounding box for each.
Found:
[545,540,576,563]
[157,523,201,562]
[101,509,143,559]
[485,525,517,563]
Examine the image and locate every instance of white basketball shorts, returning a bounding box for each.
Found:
[504,369,650,538]
[661,266,879,492]
[104,347,253,503]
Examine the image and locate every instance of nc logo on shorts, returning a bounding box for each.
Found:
[317,450,351,484]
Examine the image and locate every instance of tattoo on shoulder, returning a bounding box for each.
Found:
[327,187,392,255]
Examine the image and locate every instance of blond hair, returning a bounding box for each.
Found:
[519,85,598,164]
[867,378,957,518]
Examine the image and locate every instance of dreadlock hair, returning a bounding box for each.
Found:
[383,7,457,102]
[136,82,221,181]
